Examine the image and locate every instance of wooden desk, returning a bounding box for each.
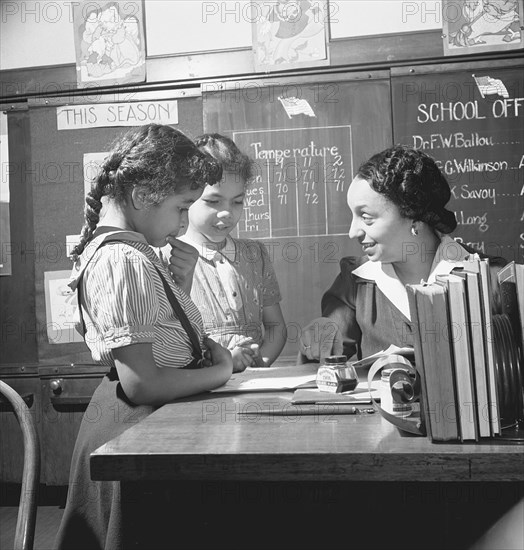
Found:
[90,390,524,550]
[91,391,524,483]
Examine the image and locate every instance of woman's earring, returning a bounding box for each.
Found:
[411,224,419,237]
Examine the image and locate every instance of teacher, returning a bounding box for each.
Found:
[299,145,506,362]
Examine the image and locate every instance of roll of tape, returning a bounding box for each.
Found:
[368,354,425,436]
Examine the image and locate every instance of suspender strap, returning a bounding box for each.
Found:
[75,239,204,369]
[152,264,203,366]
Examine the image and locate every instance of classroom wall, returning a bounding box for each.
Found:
[1,0,442,72]
[1,0,523,364]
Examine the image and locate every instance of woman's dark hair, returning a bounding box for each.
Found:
[357,145,457,234]
[195,133,254,184]
[72,124,222,260]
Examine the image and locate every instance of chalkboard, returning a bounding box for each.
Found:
[233,125,352,239]
[28,95,203,364]
[204,73,392,355]
[392,60,523,263]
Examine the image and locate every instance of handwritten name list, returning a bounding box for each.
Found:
[393,69,523,260]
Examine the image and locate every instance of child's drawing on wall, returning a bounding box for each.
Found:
[444,0,523,55]
[73,1,146,86]
[44,271,84,344]
[253,0,329,71]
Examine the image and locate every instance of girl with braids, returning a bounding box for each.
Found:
[299,145,507,362]
[55,124,233,550]
[161,133,287,371]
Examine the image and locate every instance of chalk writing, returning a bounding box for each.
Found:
[456,211,489,232]
[393,67,523,260]
[417,98,523,123]
[413,132,495,150]
[233,126,353,239]
[450,185,497,204]
[439,158,509,175]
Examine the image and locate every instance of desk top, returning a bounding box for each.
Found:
[91,390,524,483]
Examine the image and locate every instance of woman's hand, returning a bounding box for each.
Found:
[299,317,343,362]
[166,237,199,294]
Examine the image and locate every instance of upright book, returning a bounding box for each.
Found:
[463,258,501,436]
[453,270,491,438]
[408,282,459,441]
[436,273,479,442]
[406,284,433,441]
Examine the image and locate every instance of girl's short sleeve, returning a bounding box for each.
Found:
[259,242,281,306]
[84,246,158,349]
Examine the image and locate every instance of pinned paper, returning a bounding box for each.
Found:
[44,270,84,344]
[73,0,146,87]
[57,101,179,130]
[278,96,316,118]
[473,75,510,99]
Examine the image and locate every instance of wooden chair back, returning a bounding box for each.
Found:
[0,380,40,550]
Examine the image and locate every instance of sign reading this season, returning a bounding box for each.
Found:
[57,100,178,130]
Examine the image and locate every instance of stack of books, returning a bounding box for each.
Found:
[407,259,524,442]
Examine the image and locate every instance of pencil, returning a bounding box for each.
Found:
[238,405,375,416]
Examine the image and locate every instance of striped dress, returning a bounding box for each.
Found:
[55,228,204,550]
[72,229,204,368]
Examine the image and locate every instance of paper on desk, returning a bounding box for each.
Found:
[292,380,381,405]
[351,345,415,368]
[210,363,318,393]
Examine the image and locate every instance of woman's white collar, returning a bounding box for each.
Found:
[351,236,473,320]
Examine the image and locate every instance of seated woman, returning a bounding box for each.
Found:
[299,145,507,362]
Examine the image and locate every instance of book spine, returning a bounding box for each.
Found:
[406,285,433,441]
[480,260,501,435]
[447,277,479,442]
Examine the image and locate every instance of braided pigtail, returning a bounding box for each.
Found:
[70,164,113,261]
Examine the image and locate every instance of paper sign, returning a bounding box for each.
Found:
[57,100,179,130]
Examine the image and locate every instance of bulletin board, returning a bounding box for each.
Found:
[0,109,38,364]
[392,59,524,262]
[28,92,203,364]
[203,72,393,356]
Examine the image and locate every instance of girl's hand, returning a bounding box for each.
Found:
[166,237,199,294]
[204,338,233,374]
[231,346,256,372]
[248,343,266,368]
